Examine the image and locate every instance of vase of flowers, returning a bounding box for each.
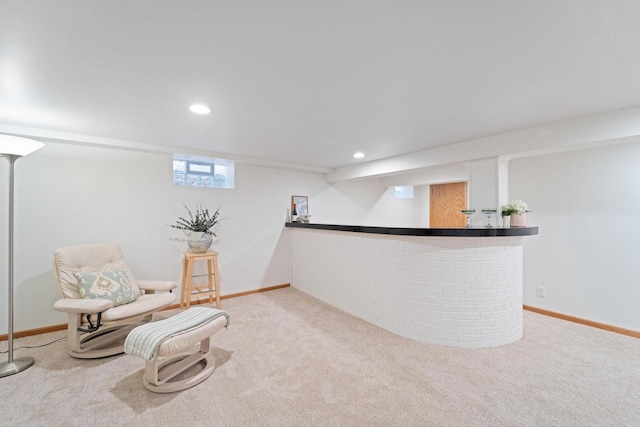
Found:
[170,204,221,253]
[501,200,530,228]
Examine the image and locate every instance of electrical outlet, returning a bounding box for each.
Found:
[536,286,545,298]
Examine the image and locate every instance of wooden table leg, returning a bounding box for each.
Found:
[184,257,195,309]
[180,254,188,309]
[213,254,221,309]
[207,257,214,305]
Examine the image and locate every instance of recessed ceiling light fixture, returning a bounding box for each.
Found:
[353,152,365,159]
[189,104,211,115]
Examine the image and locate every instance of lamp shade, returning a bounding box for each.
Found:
[0,134,45,157]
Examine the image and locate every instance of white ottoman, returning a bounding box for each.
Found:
[125,306,229,393]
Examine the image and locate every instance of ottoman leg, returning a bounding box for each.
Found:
[143,337,215,393]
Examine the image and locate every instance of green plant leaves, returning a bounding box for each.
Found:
[169,203,221,236]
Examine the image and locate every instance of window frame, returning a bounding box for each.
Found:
[172,154,235,189]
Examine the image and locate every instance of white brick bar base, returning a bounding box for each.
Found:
[291,229,523,348]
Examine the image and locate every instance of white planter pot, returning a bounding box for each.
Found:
[185,231,213,253]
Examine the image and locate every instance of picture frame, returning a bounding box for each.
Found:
[291,195,308,216]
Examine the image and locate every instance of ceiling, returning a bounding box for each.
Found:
[2,1,640,170]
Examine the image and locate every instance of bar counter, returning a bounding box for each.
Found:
[286,222,538,237]
[287,222,538,348]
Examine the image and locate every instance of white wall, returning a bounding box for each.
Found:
[311,179,424,227]
[415,185,430,228]
[469,158,500,227]
[509,141,640,331]
[0,141,421,332]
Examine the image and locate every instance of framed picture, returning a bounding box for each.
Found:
[291,195,308,215]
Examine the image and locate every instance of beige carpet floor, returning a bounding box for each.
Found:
[1,287,639,426]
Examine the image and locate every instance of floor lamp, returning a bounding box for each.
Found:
[0,135,44,378]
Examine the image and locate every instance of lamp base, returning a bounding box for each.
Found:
[0,356,34,378]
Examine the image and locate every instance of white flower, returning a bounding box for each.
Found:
[502,200,530,216]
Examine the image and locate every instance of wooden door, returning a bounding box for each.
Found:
[430,182,467,228]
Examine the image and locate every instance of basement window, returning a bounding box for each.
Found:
[173,154,235,189]
[393,186,414,199]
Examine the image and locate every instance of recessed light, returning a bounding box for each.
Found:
[189,104,211,114]
[353,152,365,159]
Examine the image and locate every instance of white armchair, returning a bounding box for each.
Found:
[53,243,177,359]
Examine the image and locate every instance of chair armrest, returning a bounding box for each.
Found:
[53,298,114,314]
[137,280,178,292]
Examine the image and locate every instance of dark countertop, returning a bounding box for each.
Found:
[285,222,539,237]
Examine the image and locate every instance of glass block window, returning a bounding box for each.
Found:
[394,186,414,199]
[173,154,235,189]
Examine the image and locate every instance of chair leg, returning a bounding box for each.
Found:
[67,313,137,359]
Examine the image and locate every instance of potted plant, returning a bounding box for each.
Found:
[501,200,530,227]
[170,203,221,253]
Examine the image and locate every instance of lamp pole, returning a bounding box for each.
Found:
[0,134,44,377]
[0,154,34,377]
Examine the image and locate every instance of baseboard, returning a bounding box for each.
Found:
[163,283,291,310]
[523,305,640,339]
[0,283,291,342]
[0,323,68,341]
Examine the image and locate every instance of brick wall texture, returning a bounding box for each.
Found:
[292,229,523,348]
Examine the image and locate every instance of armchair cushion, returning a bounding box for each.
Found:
[102,293,176,322]
[54,243,142,299]
[53,297,114,314]
[74,269,138,307]
[137,280,178,293]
